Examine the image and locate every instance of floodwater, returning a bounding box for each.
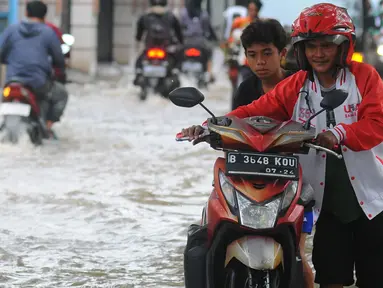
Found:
[0,53,356,287]
[0,63,231,287]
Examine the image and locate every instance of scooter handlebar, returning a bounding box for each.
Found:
[175,130,210,143]
[175,132,190,142]
[303,142,343,159]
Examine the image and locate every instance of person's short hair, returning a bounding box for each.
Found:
[26,1,48,19]
[240,18,287,52]
[248,0,263,11]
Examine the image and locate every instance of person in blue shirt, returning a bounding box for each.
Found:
[0,0,68,138]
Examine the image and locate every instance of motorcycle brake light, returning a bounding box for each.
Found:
[3,86,11,97]
[3,86,23,98]
[147,48,166,60]
[185,48,201,57]
[229,67,238,79]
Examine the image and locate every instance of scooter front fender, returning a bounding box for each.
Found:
[225,236,283,270]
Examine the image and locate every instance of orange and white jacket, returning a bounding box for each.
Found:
[227,62,383,221]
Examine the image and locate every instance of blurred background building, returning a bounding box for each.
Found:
[0,0,238,75]
[0,0,381,76]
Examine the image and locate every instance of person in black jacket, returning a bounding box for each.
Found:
[133,0,183,86]
[232,19,297,110]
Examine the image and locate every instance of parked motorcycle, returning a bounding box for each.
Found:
[169,87,347,288]
[137,45,180,101]
[182,45,209,89]
[0,83,48,145]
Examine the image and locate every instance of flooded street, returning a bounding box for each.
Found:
[0,65,231,287]
[0,53,356,287]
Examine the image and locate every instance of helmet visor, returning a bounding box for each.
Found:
[292,34,348,46]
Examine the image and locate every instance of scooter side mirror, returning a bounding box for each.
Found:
[62,34,75,46]
[320,89,348,110]
[61,44,71,55]
[168,87,205,108]
[303,89,349,130]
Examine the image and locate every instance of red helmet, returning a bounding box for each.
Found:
[291,3,356,70]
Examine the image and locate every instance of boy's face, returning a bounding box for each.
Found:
[304,38,338,74]
[245,43,286,80]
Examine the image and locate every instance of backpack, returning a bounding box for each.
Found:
[144,12,173,47]
[180,8,210,40]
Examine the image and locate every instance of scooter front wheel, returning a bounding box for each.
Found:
[224,259,283,288]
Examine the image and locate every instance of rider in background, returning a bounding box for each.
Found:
[133,0,183,86]
[231,19,314,288]
[179,0,218,83]
[0,0,68,138]
[228,0,262,43]
[222,5,247,42]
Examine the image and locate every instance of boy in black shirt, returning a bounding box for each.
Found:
[232,19,296,109]
[232,19,313,288]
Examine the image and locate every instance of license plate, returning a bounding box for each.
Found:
[143,65,167,77]
[226,152,299,179]
[182,61,203,72]
[0,102,31,117]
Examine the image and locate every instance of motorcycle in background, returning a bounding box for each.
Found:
[0,33,75,145]
[61,33,75,57]
[61,34,75,55]
[0,83,47,145]
[227,28,252,108]
[181,46,209,89]
[374,33,383,76]
[56,33,75,84]
[137,45,180,101]
[169,87,348,288]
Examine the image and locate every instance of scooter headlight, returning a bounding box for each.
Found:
[219,170,298,229]
[280,181,298,211]
[237,192,281,229]
[219,170,237,210]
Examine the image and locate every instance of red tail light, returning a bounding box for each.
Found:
[185,48,201,57]
[3,84,40,113]
[3,85,24,99]
[229,67,238,81]
[147,48,166,60]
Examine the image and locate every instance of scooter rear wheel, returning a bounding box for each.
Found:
[3,115,22,144]
[140,86,148,101]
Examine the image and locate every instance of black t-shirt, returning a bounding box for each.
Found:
[320,86,363,223]
[232,70,295,110]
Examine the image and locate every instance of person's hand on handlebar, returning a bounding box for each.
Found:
[316,131,338,149]
[181,125,205,141]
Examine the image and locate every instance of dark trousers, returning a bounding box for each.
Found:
[35,81,68,123]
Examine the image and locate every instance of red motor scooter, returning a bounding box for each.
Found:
[169,87,347,288]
